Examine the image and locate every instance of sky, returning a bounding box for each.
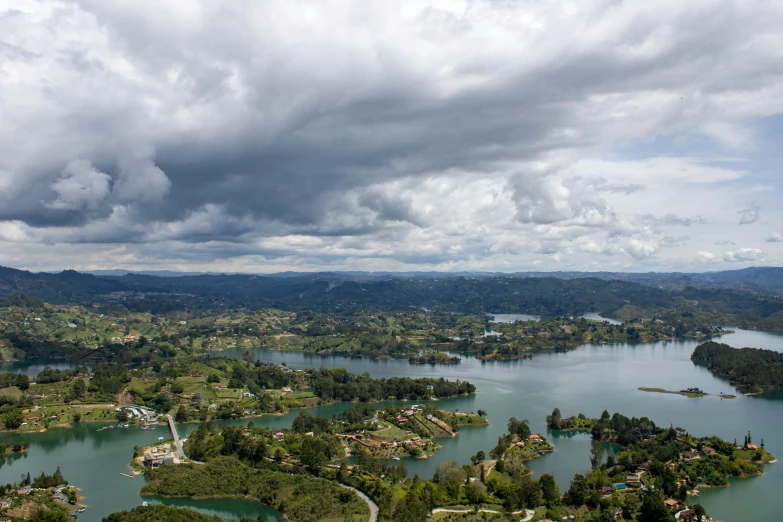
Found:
[1,0,783,274]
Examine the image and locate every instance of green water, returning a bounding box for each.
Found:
[1,328,782,521]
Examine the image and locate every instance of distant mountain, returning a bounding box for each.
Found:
[2,265,783,326]
[0,266,126,302]
[87,269,220,277]
[72,266,783,289]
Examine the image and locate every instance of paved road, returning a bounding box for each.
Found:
[167,415,185,460]
[432,507,534,520]
[340,484,378,522]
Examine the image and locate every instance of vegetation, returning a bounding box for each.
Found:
[104,505,224,522]
[553,409,774,488]
[0,468,82,520]
[547,408,595,431]
[141,456,369,522]
[691,341,783,391]
[638,387,708,398]
[0,354,475,432]
[408,351,460,364]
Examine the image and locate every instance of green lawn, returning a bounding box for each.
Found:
[0,387,23,400]
[367,423,409,441]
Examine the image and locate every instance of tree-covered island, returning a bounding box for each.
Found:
[691,341,783,392]
[550,409,775,485]
[0,468,84,521]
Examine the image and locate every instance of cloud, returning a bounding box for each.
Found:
[723,247,764,262]
[701,122,756,150]
[45,160,111,211]
[768,232,783,243]
[738,203,761,225]
[0,0,782,271]
[112,153,172,203]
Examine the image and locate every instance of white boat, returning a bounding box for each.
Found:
[158,436,164,441]
[141,502,149,506]
[391,456,400,461]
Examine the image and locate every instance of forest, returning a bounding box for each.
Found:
[691,341,783,391]
[141,456,369,522]
[104,505,224,522]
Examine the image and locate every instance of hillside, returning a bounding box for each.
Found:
[2,266,783,327]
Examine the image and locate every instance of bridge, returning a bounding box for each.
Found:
[167,414,185,460]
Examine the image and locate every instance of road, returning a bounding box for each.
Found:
[166,415,185,460]
[432,507,535,520]
[339,484,378,522]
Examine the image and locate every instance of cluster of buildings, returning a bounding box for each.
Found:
[143,446,177,468]
[115,406,158,422]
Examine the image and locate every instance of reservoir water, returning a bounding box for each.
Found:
[2,327,782,521]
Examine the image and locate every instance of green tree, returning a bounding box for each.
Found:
[564,473,587,506]
[175,405,188,423]
[539,473,560,506]
[28,509,72,522]
[638,492,675,522]
[590,441,603,470]
[465,480,486,504]
[70,378,87,400]
[4,409,23,429]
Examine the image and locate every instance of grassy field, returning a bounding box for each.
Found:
[438,410,487,427]
[367,423,409,441]
[14,404,117,432]
[0,386,23,400]
[734,447,777,463]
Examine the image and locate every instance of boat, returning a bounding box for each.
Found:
[141,501,149,506]
[158,436,164,441]
[391,456,400,461]
[76,508,86,513]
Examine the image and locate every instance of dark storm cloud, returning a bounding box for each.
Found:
[1,0,782,271]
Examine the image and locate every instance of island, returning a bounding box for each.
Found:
[691,341,783,393]
[550,409,775,486]
[408,351,461,365]
[0,468,84,521]
[638,387,709,398]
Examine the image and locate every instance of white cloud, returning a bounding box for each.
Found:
[723,247,764,262]
[45,160,111,211]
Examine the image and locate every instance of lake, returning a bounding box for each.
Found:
[2,327,782,521]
